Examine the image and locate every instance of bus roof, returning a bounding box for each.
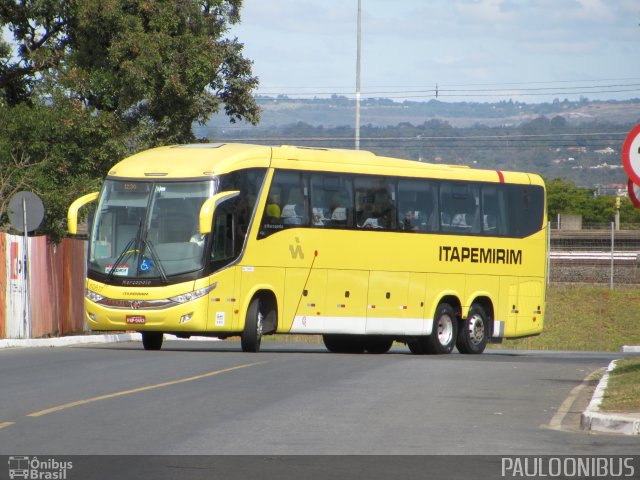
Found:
[106,142,543,186]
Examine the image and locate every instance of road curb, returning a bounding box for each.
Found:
[581,360,640,435]
[0,333,143,348]
[0,333,221,349]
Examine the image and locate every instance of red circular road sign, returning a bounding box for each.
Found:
[622,124,640,185]
[628,178,640,209]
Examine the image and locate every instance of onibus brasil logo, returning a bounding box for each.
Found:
[8,456,72,479]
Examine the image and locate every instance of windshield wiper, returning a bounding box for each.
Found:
[106,237,136,282]
[142,238,168,284]
[107,220,143,282]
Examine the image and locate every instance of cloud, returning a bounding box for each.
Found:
[454,0,515,23]
[574,0,615,21]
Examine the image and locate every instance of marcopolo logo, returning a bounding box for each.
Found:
[8,456,73,479]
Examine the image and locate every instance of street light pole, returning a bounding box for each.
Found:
[355,0,362,150]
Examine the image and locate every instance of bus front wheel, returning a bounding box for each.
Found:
[456,303,488,354]
[142,332,163,351]
[241,297,263,353]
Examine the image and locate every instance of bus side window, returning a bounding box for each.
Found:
[398,179,437,232]
[440,183,480,234]
[310,184,329,226]
[217,167,267,241]
[355,176,395,229]
[211,208,236,270]
[311,174,353,228]
[506,184,545,237]
[481,185,508,236]
[259,170,309,238]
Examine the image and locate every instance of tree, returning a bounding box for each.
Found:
[0,0,260,237]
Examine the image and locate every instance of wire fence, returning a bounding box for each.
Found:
[549,223,640,286]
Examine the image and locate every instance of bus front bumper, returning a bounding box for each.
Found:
[85,296,209,332]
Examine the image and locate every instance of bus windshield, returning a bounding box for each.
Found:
[89,179,216,280]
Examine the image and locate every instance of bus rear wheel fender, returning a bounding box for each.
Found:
[457,303,489,354]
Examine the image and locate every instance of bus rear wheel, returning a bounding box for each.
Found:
[241,297,263,353]
[142,332,163,351]
[407,340,426,355]
[456,303,488,354]
[424,303,458,354]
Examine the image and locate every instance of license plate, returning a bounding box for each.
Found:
[126,315,146,325]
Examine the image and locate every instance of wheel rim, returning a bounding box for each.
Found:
[436,314,453,345]
[467,314,485,346]
[256,311,264,338]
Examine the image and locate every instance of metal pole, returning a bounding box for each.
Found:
[547,221,551,286]
[355,0,361,150]
[22,197,31,338]
[610,221,614,290]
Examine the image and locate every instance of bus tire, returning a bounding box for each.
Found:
[142,332,163,351]
[425,303,458,354]
[241,297,263,353]
[408,340,426,355]
[322,334,342,353]
[456,303,488,354]
[364,336,393,354]
[322,334,365,354]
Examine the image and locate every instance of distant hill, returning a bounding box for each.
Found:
[200,96,640,131]
[195,97,640,189]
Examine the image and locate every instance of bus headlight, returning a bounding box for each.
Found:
[86,289,104,303]
[169,283,217,304]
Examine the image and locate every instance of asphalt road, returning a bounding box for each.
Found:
[1,341,639,478]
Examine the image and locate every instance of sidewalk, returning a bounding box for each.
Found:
[581,359,640,436]
[0,333,219,348]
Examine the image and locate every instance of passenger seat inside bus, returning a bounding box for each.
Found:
[281,189,304,225]
[329,191,350,226]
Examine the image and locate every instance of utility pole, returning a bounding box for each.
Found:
[355,0,362,150]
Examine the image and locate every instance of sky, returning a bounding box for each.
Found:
[230,0,640,103]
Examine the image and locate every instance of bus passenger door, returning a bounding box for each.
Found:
[207,206,242,332]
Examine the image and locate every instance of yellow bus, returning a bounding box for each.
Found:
[68,143,547,354]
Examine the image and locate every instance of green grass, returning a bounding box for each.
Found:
[600,358,640,413]
[496,284,640,352]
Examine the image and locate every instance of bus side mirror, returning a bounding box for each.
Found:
[199,190,240,235]
[67,192,99,234]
